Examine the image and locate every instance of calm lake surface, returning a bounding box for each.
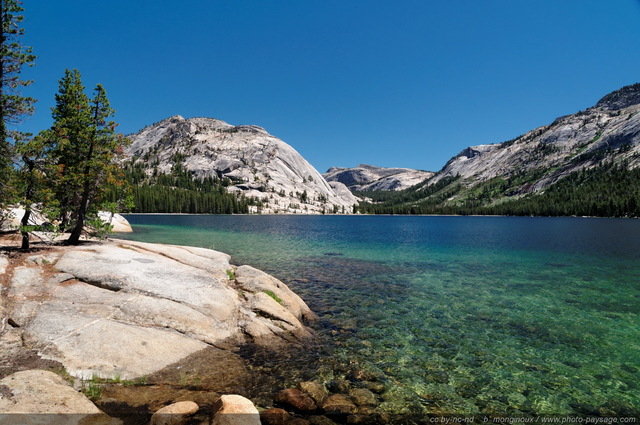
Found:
[118,215,640,416]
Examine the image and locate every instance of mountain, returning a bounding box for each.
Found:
[323,164,434,191]
[357,83,640,216]
[431,83,640,188]
[125,116,358,214]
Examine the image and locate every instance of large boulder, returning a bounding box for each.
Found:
[3,240,315,380]
[212,394,260,425]
[150,401,199,425]
[0,207,49,232]
[1,207,132,233]
[97,212,133,233]
[0,369,118,424]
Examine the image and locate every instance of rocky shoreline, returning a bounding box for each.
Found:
[0,237,399,425]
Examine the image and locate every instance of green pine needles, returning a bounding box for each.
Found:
[19,69,130,246]
[0,0,36,222]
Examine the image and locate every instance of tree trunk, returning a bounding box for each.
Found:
[66,215,83,244]
[0,1,5,141]
[66,189,88,245]
[67,152,96,245]
[0,1,8,192]
[20,206,31,249]
[20,155,36,250]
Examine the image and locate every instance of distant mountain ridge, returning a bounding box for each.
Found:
[596,82,640,110]
[431,83,640,188]
[125,116,357,214]
[323,164,434,191]
[123,83,640,217]
[356,82,640,216]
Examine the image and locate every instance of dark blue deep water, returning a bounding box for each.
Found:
[118,215,640,416]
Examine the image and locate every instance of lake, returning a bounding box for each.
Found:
[117,215,640,417]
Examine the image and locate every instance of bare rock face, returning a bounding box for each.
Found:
[2,240,315,381]
[324,164,434,191]
[127,116,358,214]
[328,181,358,206]
[322,83,640,208]
[596,82,640,111]
[429,85,640,192]
[0,370,118,423]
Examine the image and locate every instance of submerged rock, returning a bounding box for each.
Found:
[307,417,339,425]
[321,394,357,416]
[348,388,377,407]
[360,381,385,394]
[326,379,350,394]
[299,381,329,405]
[346,368,376,382]
[150,400,199,425]
[275,388,317,412]
[260,407,292,425]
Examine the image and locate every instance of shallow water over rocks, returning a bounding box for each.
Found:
[118,215,640,419]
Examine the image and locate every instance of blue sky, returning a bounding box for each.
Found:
[20,0,640,173]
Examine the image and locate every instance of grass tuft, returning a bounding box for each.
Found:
[263,290,283,305]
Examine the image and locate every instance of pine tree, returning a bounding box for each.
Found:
[14,132,57,249]
[67,83,128,244]
[44,70,128,244]
[67,83,104,242]
[0,0,35,217]
[46,69,91,232]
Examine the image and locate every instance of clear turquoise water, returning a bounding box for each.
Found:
[117,215,640,416]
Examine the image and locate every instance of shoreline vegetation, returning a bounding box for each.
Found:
[121,212,638,220]
[116,160,640,218]
[354,164,640,218]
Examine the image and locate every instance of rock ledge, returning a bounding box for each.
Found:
[1,239,315,381]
